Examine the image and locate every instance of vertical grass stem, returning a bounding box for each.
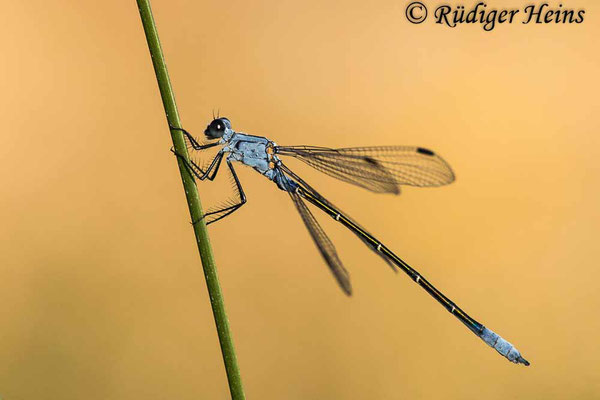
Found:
[136,1,245,398]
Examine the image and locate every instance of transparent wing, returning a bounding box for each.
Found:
[288,188,352,295]
[279,162,397,273]
[276,145,455,194]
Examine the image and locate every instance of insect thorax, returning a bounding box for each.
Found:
[226,133,279,179]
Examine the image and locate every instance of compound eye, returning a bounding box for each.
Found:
[211,119,225,132]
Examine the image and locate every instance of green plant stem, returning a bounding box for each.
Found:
[136,1,245,398]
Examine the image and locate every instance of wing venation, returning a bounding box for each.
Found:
[276,145,455,194]
[288,188,352,295]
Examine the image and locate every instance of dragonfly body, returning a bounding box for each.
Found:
[173,117,530,366]
[206,120,295,191]
[224,134,273,174]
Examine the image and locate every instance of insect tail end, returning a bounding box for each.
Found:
[479,326,530,366]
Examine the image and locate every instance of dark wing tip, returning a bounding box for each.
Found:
[341,281,353,296]
[416,147,435,156]
[333,265,353,296]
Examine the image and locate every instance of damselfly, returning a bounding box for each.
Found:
[171,117,529,366]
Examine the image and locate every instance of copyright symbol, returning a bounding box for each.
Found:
[406,2,427,24]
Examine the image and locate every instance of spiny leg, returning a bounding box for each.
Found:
[169,125,220,151]
[171,149,226,225]
[171,150,246,226]
[204,159,247,225]
[168,126,244,225]
[171,148,224,182]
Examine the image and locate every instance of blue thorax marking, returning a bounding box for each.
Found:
[221,132,293,190]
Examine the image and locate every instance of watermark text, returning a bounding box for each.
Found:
[405,2,586,31]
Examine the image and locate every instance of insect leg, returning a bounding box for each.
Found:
[171,147,235,225]
[169,125,220,150]
[203,159,247,225]
[171,148,224,181]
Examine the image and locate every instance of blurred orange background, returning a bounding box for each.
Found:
[1,0,599,398]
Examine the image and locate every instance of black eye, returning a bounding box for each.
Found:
[210,119,225,131]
